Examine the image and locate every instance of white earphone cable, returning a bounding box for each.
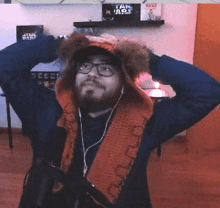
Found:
[78,86,124,176]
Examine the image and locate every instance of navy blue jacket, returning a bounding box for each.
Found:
[0,36,220,208]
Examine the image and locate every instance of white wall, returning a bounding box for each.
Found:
[0,4,198,128]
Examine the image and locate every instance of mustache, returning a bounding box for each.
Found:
[80,78,106,89]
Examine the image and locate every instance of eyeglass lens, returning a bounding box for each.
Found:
[78,62,114,77]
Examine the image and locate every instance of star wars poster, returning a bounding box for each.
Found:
[102,4,140,22]
[16,25,43,42]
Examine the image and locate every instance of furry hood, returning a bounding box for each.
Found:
[53,33,154,183]
[58,33,152,83]
[55,33,153,107]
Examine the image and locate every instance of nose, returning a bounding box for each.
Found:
[87,66,99,77]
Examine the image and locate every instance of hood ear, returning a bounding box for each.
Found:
[115,39,152,81]
[58,33,90,61]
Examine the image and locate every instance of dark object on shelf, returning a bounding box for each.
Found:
[102,4,115,22]
[102,4,140,22]
[16,25,43,42]
[73,20,164,28]
[31,71,60,90]
[73,27,100,35]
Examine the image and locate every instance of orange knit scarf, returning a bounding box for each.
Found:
[55,78,154,204]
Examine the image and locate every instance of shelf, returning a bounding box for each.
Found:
[73,20,165,28]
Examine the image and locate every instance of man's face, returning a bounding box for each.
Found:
[75,54,123,112]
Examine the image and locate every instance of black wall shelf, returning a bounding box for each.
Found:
[73,20,164,28]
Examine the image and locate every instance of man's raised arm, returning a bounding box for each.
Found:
[0,36,61,135]
[146,54,220,144]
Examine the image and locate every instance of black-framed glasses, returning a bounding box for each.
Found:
[77,62,115,77]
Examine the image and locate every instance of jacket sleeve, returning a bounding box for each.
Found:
[0,36,59,83]
[145,54,220,145]
[0,36,61,136]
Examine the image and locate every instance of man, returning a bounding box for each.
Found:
[0,33,219,208]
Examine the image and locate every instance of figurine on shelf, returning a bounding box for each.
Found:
[102,5,114,21]
[148,9,156,20]
[73,27,100,36]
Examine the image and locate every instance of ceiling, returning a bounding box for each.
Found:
[12,0,220,4]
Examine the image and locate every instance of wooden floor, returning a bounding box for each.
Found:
[0,132,32,208]
[0,132,220,208]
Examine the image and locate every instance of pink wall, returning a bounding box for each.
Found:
[104,4,198,63]
[1,4,198,63]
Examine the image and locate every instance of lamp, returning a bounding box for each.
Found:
[147,81,169,98]
[140,79,171,104]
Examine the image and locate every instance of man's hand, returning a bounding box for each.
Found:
[20,158,56,207]
[135,72,153,88]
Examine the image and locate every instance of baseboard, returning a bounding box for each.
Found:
[0,127,22,134]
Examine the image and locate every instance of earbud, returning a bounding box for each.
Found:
[121,86,124,94]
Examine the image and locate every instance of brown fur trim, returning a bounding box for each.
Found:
[58,33,90,61]
[57,33,152,82]
[115,39,152,80]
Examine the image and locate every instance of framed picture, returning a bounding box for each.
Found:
[141,4,162,21]
[16,25,43,42]
[102,4,141,22]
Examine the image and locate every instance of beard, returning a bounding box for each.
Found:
[75,79,122,113]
